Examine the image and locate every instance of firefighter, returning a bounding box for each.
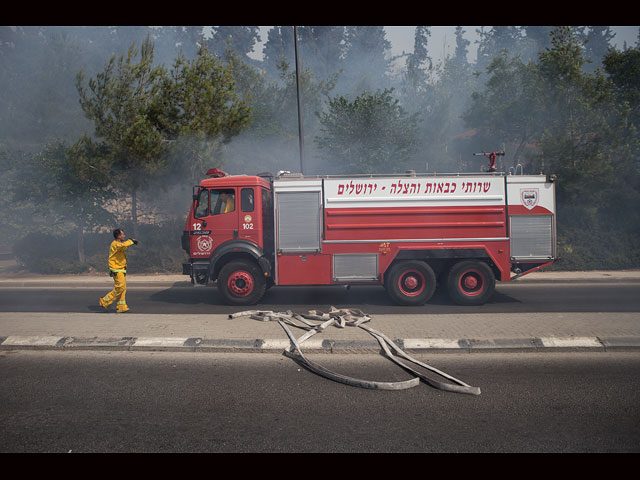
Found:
[99,228,138,313]
[221,193,234,213]
[217,191,235,214]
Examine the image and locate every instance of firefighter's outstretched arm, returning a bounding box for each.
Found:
[114,239,135,251]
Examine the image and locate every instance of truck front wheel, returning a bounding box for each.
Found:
[446,260,495,306]
[385,261,437,306]
[218,260,267,306]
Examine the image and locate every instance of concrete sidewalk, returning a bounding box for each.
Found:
[1,310,639,354]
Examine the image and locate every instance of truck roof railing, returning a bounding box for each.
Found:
[272,171,538,180]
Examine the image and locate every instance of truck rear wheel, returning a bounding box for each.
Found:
[446,260,495,306]
[385,261,437,306]
[218,260,266,306]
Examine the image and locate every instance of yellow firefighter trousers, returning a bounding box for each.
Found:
[100,272,129,312]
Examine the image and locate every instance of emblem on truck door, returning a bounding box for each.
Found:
[196,236,214,252]
[521,189,539,210]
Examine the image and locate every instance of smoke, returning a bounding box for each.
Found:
[1,26,638,273]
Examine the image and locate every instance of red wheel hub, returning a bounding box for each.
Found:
[459,269,484,296]
[398,270,426,297]
[227,270,255,296]
[464,275,478,289]
[404,275,419,289]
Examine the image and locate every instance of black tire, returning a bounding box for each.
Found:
[446,260,496,306]
[385,261,437,306]
[217,260,267,306]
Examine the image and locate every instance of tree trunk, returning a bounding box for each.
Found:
[77,226,86,264]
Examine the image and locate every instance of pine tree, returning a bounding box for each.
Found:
[209,26,261,61]
[406,26,431,90]
[475,26,525,74]
[522,26,555,62]
[315,89,419,174]
[297,26,345,81]
[262,26,295,80]
[584,26,616,72]
[341,26,391,95]
[453,26,470,68]
[76,37,252,235]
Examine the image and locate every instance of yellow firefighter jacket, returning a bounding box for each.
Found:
[221,195,234,214]
[108,239,134,274]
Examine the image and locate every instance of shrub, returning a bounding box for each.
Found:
[13,221,187,274]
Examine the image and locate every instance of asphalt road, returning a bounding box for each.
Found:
[0,282,638,314]
[1,350,639,453]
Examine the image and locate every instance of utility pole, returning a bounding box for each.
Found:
[293,26,305,174]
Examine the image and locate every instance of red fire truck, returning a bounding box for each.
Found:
[182,168,557,306]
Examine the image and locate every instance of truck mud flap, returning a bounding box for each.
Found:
[229,308,480,395]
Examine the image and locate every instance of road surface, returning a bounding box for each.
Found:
[0,282,638,314]
[1,350,638,452]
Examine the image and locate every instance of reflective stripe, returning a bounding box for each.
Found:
[117,301,126,305]
[109,268,127,273]
[322,237,509,244]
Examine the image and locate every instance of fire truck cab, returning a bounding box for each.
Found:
[182,169,557,306]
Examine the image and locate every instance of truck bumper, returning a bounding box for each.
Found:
[184,261,210,285]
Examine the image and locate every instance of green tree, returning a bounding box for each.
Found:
[463,52,542,170]
[405,26,432,91]
[209,26,261,62]
[76,37,252,235]
[475,26,526,77]
[584,26,615,73]
[262,26,345,86]
[408,51,476,173]
[297,26,346,82]
[224,48,337,174]
[535,27,618,176]
[465,26,640,268]
[453,26,470,68]
[76,35,168,237]
[159,44,253,183]
[341,26,391,95]
[603,46,640,128]
[315,89,419,174]
[262,27,295,80]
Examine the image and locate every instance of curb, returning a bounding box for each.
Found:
[2,335,640,353]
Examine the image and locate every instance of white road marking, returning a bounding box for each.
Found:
[2,335,63,346]
[132,337,189,347]
[403,338,462,349]
[538,336,602,347]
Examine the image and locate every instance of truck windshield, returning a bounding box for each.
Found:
[194,189,209,218]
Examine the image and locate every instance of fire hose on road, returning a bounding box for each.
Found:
[229,307,481,395]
